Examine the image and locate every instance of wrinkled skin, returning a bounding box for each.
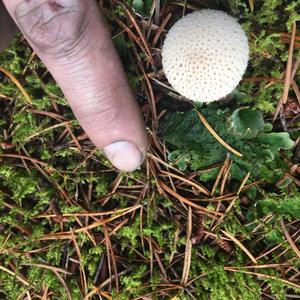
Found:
[0,0,148,171]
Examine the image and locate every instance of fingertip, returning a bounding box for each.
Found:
[103,141,145,172]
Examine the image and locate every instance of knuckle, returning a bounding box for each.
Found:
[15,0,89,56]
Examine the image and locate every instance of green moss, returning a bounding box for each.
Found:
[0,1,299,299]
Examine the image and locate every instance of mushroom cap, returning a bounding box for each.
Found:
[162,9,249,102]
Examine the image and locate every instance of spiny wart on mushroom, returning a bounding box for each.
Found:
[162,9,249,102]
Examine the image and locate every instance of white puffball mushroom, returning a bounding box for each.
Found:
[162,9,249,102]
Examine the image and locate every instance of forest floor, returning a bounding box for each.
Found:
[0,0,299,299]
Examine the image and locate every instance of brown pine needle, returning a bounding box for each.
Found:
[70,230,88,296]
[21,263,72,275]
[280,219,300,259]
[161,170,210,195]
[124,7,154,65]
[248,0,254,13]
[181,206,192,285]
[237,172,251,195]
[273,22,297,121]
[195,109,243,157]
[53,270,72,300]
[227,263,292,269]
[221,230,258,264]
[225,268,300,290]
[0,153,52,169]
[24,121,74,142]
[292,80,300,105]
[211,158,229,196]
[282,23,297,105]
[74,205,141,233]
[160,181,224,216]
[0,265,29,286]
[0,66,32,104]
[34,206,139,219]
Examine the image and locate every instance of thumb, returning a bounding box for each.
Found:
[3,0,148,172]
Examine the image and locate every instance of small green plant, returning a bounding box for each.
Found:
[160,106,294,185]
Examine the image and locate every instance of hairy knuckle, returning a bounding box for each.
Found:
[15,0,89,55]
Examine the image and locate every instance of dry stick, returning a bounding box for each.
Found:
[181,206,192,285]
[0,66,32,104]
[280,218,300,259]
[195,110,243,157]
[273,23,297,122]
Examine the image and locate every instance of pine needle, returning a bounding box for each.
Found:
[195,109,243,157]
[181,206,192,285]
[0,66,32,104]
[221,230,257,264]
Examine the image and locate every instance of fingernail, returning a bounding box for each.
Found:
[103,141,144,172]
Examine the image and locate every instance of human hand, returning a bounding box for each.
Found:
[0,0,148,172]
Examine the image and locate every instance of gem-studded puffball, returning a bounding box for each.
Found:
[162,10,249,102]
